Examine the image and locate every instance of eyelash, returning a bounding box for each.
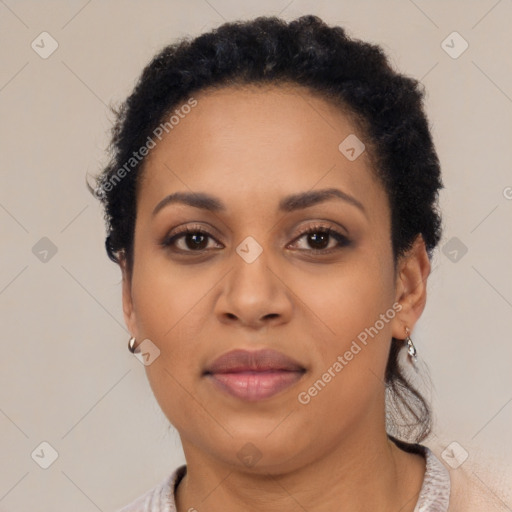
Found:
[160,223,351,255]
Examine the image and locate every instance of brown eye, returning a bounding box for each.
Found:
[290,225,351,254]
[161,223,350,256]
[161,226,221,253]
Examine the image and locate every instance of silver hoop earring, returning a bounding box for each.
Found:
[404,327,417,363]
[128,336,137,353]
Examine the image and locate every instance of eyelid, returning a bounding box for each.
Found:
[160,224,221,248]
[289,221,349,241]
[287,223,350,252]
[160,221,351,254]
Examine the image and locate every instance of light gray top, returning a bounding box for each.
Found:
[117,446,450,512]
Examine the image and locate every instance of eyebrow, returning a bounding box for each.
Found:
[152,187,367,217]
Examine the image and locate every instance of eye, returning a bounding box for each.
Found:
[289,224,351,254]
[160,223,351,255]
[161,225,222,253]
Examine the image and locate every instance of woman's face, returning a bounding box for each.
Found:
[121,84,424,473]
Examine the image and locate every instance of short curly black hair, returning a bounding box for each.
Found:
[91,14,443,443]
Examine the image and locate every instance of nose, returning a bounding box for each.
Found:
[214,247,293,330]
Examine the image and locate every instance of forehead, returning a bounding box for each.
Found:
[137,84,387,222]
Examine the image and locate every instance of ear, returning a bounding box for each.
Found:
[391,234,431,340]
[120,254,138,338]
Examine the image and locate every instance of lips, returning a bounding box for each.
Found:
[204,348,305,374]
[204,349,306,401]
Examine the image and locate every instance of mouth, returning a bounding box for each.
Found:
[203,348,306,401]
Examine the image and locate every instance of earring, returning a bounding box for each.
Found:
[128,336,137,353]
[404,327,417,363]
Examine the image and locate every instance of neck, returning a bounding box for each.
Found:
[175,430,426,512]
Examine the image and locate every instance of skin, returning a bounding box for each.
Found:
[120,84,432,512]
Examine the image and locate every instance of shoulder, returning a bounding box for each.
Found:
[114,465,187,512]
[425,442,512,512]
[392,437,511,512]
[447,463,511,512]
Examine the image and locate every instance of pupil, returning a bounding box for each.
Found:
[183,231,330,251]
[309,232,328,249]
[188,233,207,250]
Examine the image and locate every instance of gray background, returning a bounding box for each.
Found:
[1,0,511,510]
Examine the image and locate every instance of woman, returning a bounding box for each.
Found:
[92,14,507,512]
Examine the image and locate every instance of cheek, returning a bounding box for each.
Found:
[129,227,397,441]
[292,272,395,442]
[128,248,230,417]
[130,246,206,338]
[292,247,396,404]
[128,255,202,393]
[294,248,396,347]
